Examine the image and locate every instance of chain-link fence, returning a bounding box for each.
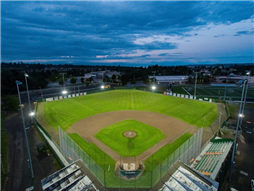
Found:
[58,127,203,189]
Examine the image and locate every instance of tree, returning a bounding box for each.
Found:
[59,79,64,85]
[70,77,77,84]
[1,95,19,112]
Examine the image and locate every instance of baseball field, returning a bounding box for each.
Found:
[38,89,218,187]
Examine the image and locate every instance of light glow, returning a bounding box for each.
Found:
[152,86,156,90]
[29,112,35,116]
[25,73,29,77]
[101,85,105,89]
[62,90,67,94]
[238,113,244,118]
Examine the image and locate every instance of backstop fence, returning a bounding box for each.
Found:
[58,127,203,189]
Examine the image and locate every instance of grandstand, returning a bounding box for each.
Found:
[41,160,99,191]
[191,138,233,185]
[158,161,219,191]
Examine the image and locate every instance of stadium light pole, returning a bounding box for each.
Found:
[24,73,35,122]
[229,79,247,182]
[219,112,222,128]
[223,71,229,101]
[60,73,66,94]
[239,72,251,128]
[194,72,198,99]
[16,80,34,178]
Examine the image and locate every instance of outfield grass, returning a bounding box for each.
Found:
[95,120,166,157]
[69,133,115,171]
[43,89,217,130]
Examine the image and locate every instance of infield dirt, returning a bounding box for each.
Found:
[67,110,198,163]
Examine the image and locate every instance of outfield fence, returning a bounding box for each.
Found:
[58,127,203,188]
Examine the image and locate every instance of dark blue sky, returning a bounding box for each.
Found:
[1,1,254,66]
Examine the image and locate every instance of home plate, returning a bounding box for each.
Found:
[240,171,248,176]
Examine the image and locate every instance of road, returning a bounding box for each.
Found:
[3,97,59,191]
[220,105,254,191]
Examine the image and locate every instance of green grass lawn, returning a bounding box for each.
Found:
[69,133,115,172]
[95,120,166,157]
[42,89,218,130]
[144,132,193,171]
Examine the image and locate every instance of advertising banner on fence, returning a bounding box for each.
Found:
[64,95,67,99]
[190,95,193,99]
[177,93,180,97]
[59,96,63,100]
[72,94,75,97]
[46,97,53,102]
[181,94,184,98]
[185,95,189,98]
[76,93,79,97]
[173,93,176,96]
[68,95,71,98]
[84,92,87,95]
[80,92,83,95]
[54,97,58,100]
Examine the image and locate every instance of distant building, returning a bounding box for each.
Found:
[149,75,188,84]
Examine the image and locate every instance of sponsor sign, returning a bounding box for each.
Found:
[209,99,212,102]
[80,92,83,95]
[84,92,87,95]
[54,97,58,100]
[177,93,180,97]
[72,94,75,97]
[64,95,67,99]
[59,96,63,100]
[76,93,79,96]
[185,95,189,98]
[181,94,184,98]
[190,95,193,99]
[169,92,172,96]
[68,95,71,98]
[173,93,176,96]
[199,98,203,101]
[46,97,53,102]
[204,98,208,101]
[164,92,167,95]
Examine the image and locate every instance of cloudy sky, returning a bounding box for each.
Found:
[1,1,254,66]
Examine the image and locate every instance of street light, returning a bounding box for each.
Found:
[152,86,156,90]
[24,73,33,117]
[16,80,34,178]
[101,85,105,89]
[62,90,67,95]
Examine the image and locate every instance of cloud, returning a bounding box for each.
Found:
[1,1,253,65]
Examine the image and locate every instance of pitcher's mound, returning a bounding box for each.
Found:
[123,131,137,138]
